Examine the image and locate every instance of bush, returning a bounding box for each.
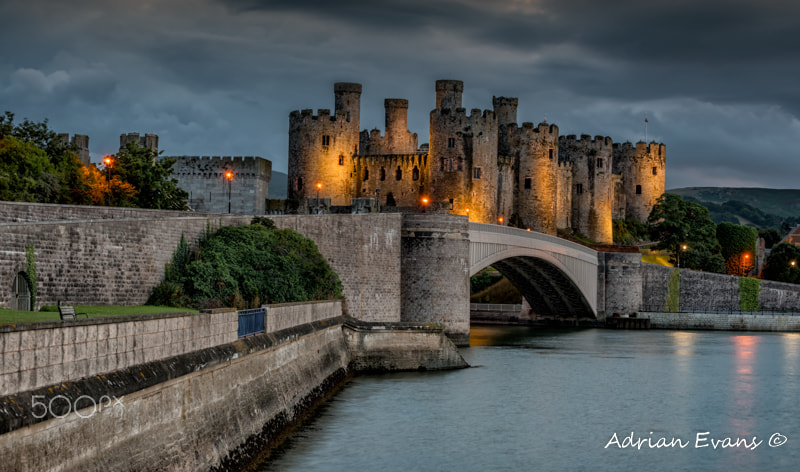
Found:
[148,221,343,309]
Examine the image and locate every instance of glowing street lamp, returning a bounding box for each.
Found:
[498,216,504,225]
[791,260,797,268]
[742,253,751,276]
[678,243,688,268]
[103,156,113,206]
[316,182,322,207]
[465,208,470,221]
[225,170,234,213]
[421,196,429,212]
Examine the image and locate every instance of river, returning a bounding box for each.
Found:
[256,326,800,471]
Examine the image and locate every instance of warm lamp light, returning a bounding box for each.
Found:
[498,216,504,224]
[225,171,234,180]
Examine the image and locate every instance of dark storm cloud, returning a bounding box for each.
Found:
[0,0,798,189]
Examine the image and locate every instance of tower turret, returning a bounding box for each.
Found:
[612,141,666,222]
[334,82,362,132]
[435,80,464,110]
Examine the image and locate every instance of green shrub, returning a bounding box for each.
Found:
[148,220,343,309]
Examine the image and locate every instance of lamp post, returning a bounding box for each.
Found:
[465,208,470,221]
[225,170,233,213]
[316,182,322,208]
[498,216,504,225]
[421,197,429,212]
[742,253,750,276]
[679,244,688,268]
[103,156,113,206]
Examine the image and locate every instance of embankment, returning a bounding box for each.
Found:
[0,301,466,471]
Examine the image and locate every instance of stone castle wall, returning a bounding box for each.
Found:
[168,155,271,214]
[352,153,428,207]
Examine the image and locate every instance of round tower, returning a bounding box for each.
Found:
[560,135,614,244]
[435,80,464,110]
[515,123,560,234]
[612,141,666,222]
[289,83,363,205]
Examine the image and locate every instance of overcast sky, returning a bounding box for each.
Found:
[2,0,799,189]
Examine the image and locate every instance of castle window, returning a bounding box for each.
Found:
[396,167,402,181]
[524,177,532,190]
[636,185,642,195]
[363,168,369,181]
[549,149,554,160]
[597,158,603,169]
[449,198,454,210]
[413,166,419,181]
[440,159,445,171]
[322,135,331,146]
[339,155,344,165]
[448,137,456,148]
[380,167,386,181]
[473,167,482,180]
[576,183,583,194]
[449,159,453,172]
[457,160,462,171]
[652,166,658,176]
[296,177,304,192]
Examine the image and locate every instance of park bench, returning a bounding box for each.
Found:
[58,305,88,320]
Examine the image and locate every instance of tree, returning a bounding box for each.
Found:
[762,243,800,284]
[112,141,188,210]
[717,222,758,275]
[0,111,83,204]
[648,193,724,272]
[758,227,783,249]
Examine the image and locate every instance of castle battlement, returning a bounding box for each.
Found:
[514,122,559,139]
[289,108,350,125]
[560,134,613,153]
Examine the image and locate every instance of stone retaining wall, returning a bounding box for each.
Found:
[0,309,237,397]
[648,312,800,331]
[266,300,342,332]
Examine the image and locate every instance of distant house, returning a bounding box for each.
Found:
[781,225,800,246]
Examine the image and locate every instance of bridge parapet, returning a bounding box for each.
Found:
[468,223,599,318]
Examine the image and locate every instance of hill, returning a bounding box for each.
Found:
[269,170,288,199]
[669,187,800,218]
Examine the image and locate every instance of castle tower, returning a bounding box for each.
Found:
[493,96,518,156]
[58,133,91,166]
[514,123,560,234]
[560,135,614,244]
[435,80,464,110]
[288,83,362,205]
[119,133,158,154]
[612,141,666,222]
[430,81,498,223]
[334,82,361,133]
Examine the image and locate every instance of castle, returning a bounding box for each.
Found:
[288,80,666,244]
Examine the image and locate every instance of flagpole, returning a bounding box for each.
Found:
[644,114,648,142]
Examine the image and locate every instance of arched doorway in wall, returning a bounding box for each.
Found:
[11,272,32,311]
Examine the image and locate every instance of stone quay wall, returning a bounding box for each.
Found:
[648,312,800,331]
[266,300,343,333]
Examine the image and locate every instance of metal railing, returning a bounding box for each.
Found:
[470,303,523,312]
[237,307,266,337]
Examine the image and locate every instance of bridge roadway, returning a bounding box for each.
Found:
[468,223,599,318]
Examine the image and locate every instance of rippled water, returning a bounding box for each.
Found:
[256,327,800,471]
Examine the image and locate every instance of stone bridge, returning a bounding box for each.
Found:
[469,223,599,318]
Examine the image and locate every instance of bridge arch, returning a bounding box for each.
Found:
[469,223,598,318]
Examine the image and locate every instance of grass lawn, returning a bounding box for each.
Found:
[0,305,198,325]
